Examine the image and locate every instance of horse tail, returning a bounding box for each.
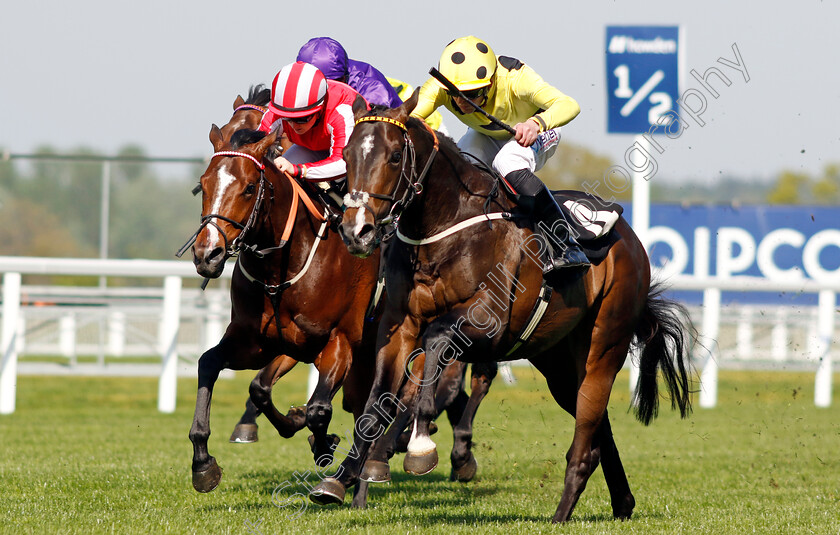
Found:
[632,282,695,425]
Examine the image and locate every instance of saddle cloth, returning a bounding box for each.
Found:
[552,190,623,263]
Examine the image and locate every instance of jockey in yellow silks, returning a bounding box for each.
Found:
[411,36,589,273]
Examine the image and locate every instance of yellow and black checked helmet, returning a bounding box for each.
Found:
[437,36,497,91]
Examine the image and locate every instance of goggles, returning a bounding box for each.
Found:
[284,114,317,125]
[448,86,489,101]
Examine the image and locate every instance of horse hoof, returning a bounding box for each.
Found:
[309,477,346,505]
[361,460,391,483]
[229,423,258,443]
[613,494,636,520]
[450,453,478,482]
[404,449,438,476]
[308,433,340,452]
[192,459,222,493]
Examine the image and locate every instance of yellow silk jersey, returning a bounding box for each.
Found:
[412,56,580,140]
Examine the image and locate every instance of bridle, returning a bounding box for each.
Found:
[178,148,328,262]
[177,150,275,259]
[343,116,439,237]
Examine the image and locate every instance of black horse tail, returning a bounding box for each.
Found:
[632,282,695,425]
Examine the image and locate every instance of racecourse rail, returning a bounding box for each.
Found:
[0,256,837,415]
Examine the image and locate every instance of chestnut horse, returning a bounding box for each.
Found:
[186,88,498,503]
[309,93,693,523]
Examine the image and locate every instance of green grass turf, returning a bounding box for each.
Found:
[0,367,838,534]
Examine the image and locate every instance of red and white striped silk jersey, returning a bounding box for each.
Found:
[259,80,366,182]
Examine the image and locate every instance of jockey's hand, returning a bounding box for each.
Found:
[514,120,540,147]
[273,156,295,175]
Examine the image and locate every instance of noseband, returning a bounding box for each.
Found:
[344,116,439,234]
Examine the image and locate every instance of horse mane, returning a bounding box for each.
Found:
[246,84,272,107]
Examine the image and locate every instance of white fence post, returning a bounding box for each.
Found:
[203,291,225,353]
[699,287,721,408]
[108,311,126,356]
[771,308,788,361]
[158,276,182,413]
[1,273,22,414]
[736,306,753,360]
[814,290,835,408]
[59,314,76,359]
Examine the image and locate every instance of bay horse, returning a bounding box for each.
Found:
[186,88,498,503]
[186,93,380,498]
[309,92,693,523]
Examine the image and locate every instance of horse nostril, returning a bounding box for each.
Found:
[358,224,376,240]
[206,247,225,262]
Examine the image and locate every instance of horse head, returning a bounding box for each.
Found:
[192,125,277,278]
[339,91,421,257]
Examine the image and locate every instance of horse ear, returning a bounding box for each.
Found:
[352,94,369,120]
[233,95,245,109]
[394,88,419,124]
[209,124,224,151]
[254,131,278,157]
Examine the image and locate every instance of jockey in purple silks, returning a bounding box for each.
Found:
[296,37,403,108]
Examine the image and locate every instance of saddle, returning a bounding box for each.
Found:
[496,173,623,264]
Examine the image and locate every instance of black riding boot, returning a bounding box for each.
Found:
[530,187,590,274]
[504,169,590,275]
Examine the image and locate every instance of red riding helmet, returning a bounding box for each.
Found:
[268,61,328,118]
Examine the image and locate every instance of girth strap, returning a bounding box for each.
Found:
[505,282,553,357]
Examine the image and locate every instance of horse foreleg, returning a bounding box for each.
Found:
[450,361,497,482]
[250,355,306,439]
[306,332,352,466]
[360,373,421,482]
[309,312,419,506]
[403,322,452,477]
[230,355,299,443]
[189,343,227,493]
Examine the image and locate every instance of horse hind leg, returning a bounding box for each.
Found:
[532,339,635,522]
[450,361,497,482]
[230,356,299,443]
[306,332,353,466]
[597,411,635,519]
[552,339,632,523]
[249,356,307,440]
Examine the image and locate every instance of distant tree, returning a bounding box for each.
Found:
[114,144,150,184]
[109,174,200,259]
[536,142,618,197]
[0,197,92,257]
[767,170,810,204]
[811,163,840,204]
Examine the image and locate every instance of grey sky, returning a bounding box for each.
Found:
[1,1,837,183]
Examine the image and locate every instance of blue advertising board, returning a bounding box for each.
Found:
[606,26,680,134]
[621,204,840,304]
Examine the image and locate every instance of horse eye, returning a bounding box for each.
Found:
[389,150,402,164]
[244,183,256,195]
